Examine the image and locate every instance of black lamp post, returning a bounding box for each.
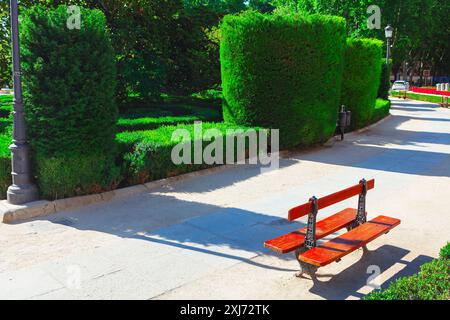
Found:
[7,0,38,205]
[385,25,393,65]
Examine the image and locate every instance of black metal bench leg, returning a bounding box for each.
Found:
[295,248,318,279]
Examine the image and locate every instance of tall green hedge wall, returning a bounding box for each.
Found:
[21,6,119,199]
[220,12,347,148]
[341,38,383,129]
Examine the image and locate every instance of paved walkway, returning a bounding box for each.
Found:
[0,98,449,300]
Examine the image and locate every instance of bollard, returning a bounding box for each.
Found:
[338,105,351,141]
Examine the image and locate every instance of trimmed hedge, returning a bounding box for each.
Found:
[372,99,391,122]
[341,38,383,129]
[34,153,121,199]
[0,133,11,199]
[0,95,12,118]
[392,91,445,104]
[118,115,200,132]
[0,95,12,199]
[220,12,347,148]
[365,243,450,300]
[117,122,267,185]
[20,6,119,199]
[378,59,392,99]
[440,242,450,260]
[117,104,221,132]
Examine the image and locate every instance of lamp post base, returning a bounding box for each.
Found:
[7,183,38,205]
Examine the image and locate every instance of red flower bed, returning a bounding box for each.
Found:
[411,87,450,96]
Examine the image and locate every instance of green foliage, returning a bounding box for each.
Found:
[0,1,11,88]
[165,7,221,96]
[274,0,373,36]
[0,1,90,87]
[0,132,11,199]
[111,0,184,100]
[372,98,391,122]
[391,91,444,104]
[439,242,450,260]
[341,38,383,129]
[378,59,392,99]
[20,5,119,199]
[35,153,121,200]
[118,116,200,132]
[0,94,12,199]
[273,0,450,79]
[220,12,346,148]
[117,102,221,132]
[365,244,450,300]
[0,94,12,119]
[117,122,264,184]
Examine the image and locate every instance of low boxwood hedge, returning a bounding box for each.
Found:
[0,133,11,199]
[117,122,267,185]
[117,107,221,132]
[0,95,12,199]
[372,99,391,122]
[392,91,445,104]
[365,243,450,300]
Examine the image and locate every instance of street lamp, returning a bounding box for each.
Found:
[7,0,38,204]
[385,25,394,65]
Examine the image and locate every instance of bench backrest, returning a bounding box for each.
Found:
[288,179,375,221]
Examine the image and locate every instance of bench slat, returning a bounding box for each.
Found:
[288,179,375,221]
[264,208,357,254]
[299,215,401,267]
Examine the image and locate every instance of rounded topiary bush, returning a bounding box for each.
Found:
[21,6,119,199]
[341,38,383,129]
[220,12,347,148]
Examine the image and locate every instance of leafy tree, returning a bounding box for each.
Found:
[0,2,11,88]
[273,0,449,80]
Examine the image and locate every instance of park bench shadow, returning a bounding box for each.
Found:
[308,244,433,300]
[42,193,304,272]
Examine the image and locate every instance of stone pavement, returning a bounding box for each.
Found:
[0,98,449,300]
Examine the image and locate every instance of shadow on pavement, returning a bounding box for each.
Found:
[308,244,433,300]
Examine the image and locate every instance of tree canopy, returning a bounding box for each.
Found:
[0,0,448,88]
[274,0,449,78]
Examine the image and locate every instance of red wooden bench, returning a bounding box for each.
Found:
[264,179,401,278]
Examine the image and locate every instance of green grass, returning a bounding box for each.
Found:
[0,94,13,103]
[365,243,450,300]
[0,133,12,199]
[391,91,446,104]
[118,104,222,132]
[0,94,13,118]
